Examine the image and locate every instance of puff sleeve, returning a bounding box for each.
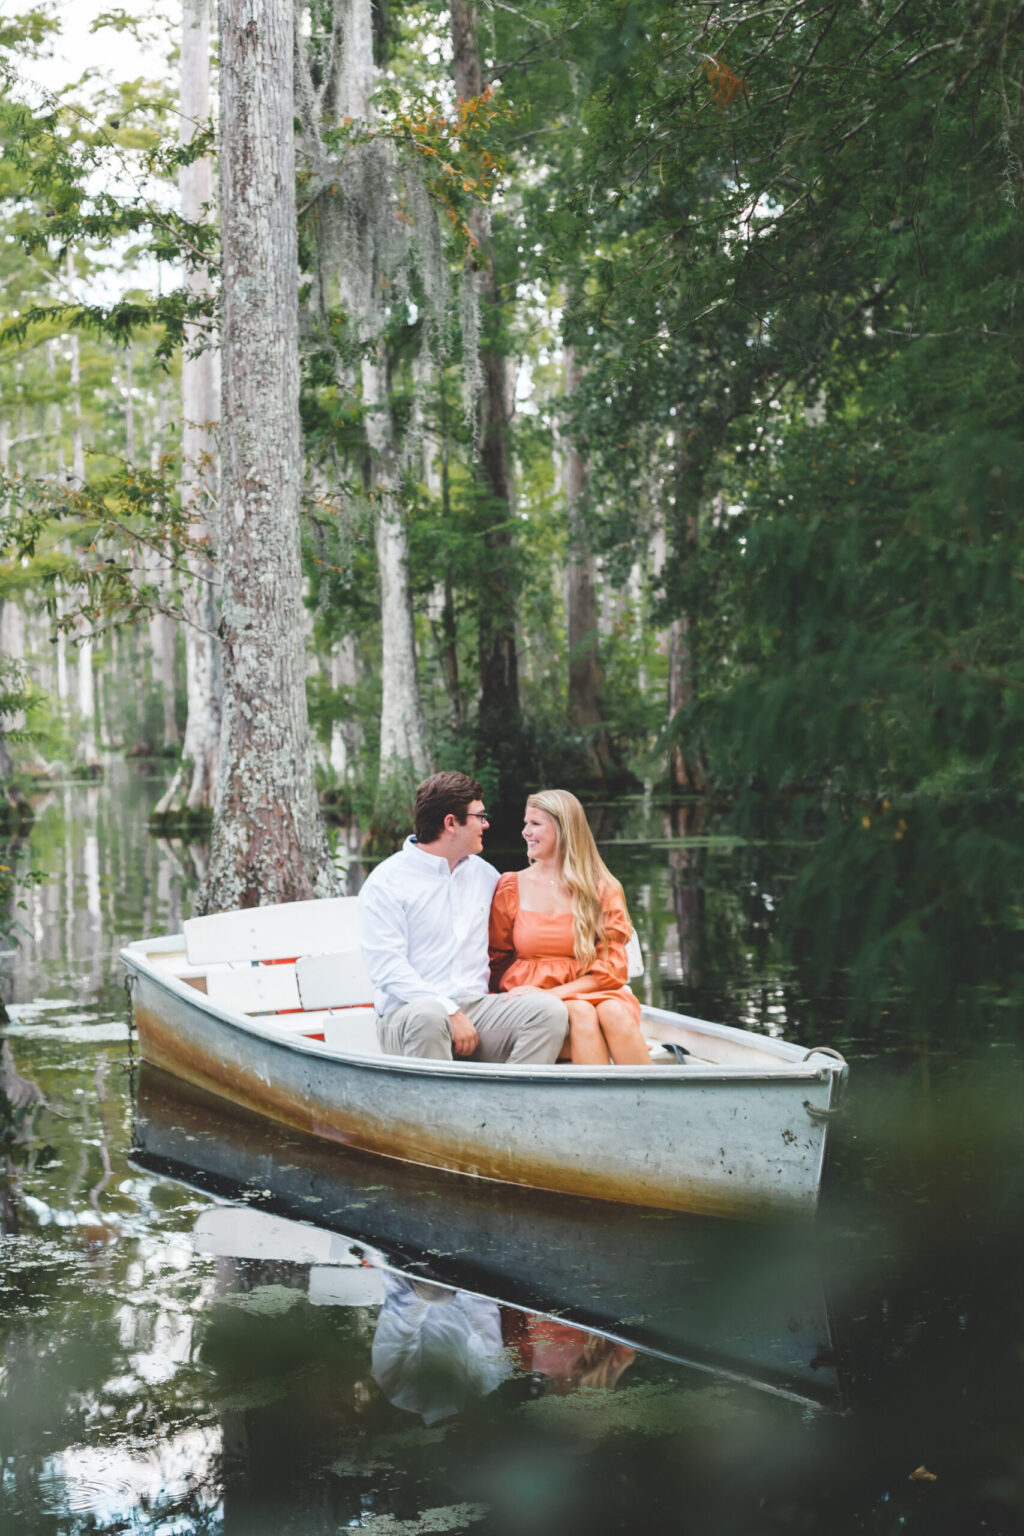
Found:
[586,884,632,991]
[487,872,518,991]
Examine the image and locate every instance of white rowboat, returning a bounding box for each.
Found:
[120,896,848,1219]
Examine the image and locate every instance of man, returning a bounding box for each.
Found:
[358,771,568,1062]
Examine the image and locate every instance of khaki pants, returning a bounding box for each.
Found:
[375,992,568,1064]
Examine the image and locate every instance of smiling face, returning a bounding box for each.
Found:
[522,805,560,865]
[448,798,488,862]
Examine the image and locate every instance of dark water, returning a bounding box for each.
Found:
[1,764,1022,1535]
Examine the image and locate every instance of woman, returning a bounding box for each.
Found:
[488,789,650,1065]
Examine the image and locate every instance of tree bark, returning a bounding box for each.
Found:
[155,0,221,817]
[362,351,430,811]
[448,0,521,763]
[200,0,332,912]
[563,340,618,784]
[327,634,361,783]
[75,620,98,770]
[666,429,706,794]
[295,0,430,832]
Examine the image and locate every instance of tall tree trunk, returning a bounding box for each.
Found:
[64,317,100,772]
[666,430,706,794]
[67,313,85,487]
[148,379,180,751]
[0,601,25,740]
[155,0,221,818]
[327,635,361,785]
[76,621,98,770]
[122,344,135,465]
[362,352,430,819]
[563,339,618,785]
[448,0,522,775]
[435,387,464,734]
[200,0,332,912]
[295,0,430,833]
[0,423,16,785]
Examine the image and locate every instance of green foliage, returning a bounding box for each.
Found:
[1,454,214,636]
[0,0,1019,1027]
[0,57,214,358]
[513,0,1024,1025]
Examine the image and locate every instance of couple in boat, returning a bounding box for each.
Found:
[358,771,649,1067]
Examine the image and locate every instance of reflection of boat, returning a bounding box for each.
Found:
[120,898,847,1219]
[189,1205,388,1307]
[131,1065,843,1409]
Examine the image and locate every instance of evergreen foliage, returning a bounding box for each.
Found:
[548,0,1024,1023]
[0,0,1020,1019]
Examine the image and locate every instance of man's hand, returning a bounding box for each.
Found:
[449,1008,479,1058]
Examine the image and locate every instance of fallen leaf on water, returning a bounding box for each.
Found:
[909,1466,937,1482]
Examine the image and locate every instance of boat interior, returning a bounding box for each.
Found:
[132,896,795,1070]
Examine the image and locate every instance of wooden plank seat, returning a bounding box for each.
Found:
[205,963,302,1014]
[201,944,380,1054]
[204,947,374,1014]
[247,1006,380,1054]
[183,896,361,967]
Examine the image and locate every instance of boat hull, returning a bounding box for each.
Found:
[125,953,843,1219]
[132,1064,843,1408]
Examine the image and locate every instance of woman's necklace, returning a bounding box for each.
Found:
[531,862,565,898]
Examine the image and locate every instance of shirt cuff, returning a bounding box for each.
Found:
[441,996,459,1016]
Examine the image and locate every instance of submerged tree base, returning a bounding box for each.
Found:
[0,796,34,833]
[148,806,214,835]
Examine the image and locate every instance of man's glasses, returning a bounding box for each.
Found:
[466,811,490,823]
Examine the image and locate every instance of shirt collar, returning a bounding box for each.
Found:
[403,835,461,876]
[402,835,478,884]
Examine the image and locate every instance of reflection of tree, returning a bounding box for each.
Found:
[0,831,28,1023]
[0,1036,44,1235]
[663,802,708,991]
[85,1058,114,1222]
[154,836,209,903]
[199,1251,396,1533]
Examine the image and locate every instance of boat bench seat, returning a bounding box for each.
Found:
[204,947,375,1016]
[183,896,362,967]
[253,1006,381,1055]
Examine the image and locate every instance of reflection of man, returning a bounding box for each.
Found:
[371,1274,509,1424]
[358,771,567,1062]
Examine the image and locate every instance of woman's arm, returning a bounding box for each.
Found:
[586,884,631,990]
[488,873,518,990]
[505,972,607,998]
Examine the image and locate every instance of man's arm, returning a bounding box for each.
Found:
[447,1009,479,1057]
[358,879,458,1016]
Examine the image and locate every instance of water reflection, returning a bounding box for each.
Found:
[191,1204,639,1427]
[3,766,196,1011]
[1,769,1023,1534]
[131,1065,843,1412]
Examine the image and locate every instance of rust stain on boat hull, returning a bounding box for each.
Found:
[131,986,832,1220]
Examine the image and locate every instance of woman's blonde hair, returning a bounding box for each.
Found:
[526,788,618,969]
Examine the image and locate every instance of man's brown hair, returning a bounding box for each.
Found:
[414,771,484,844]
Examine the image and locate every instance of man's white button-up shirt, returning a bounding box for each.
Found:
[358,837,500,1016]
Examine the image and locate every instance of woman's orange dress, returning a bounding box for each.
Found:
[487,871,642,1025]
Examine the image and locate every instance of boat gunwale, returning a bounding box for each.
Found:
[121,939,846,1088]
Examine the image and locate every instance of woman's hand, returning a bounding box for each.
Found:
[505,984,546,996]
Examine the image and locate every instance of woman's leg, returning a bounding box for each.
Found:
[566,999,609,1065]
[595,998,651,1065]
